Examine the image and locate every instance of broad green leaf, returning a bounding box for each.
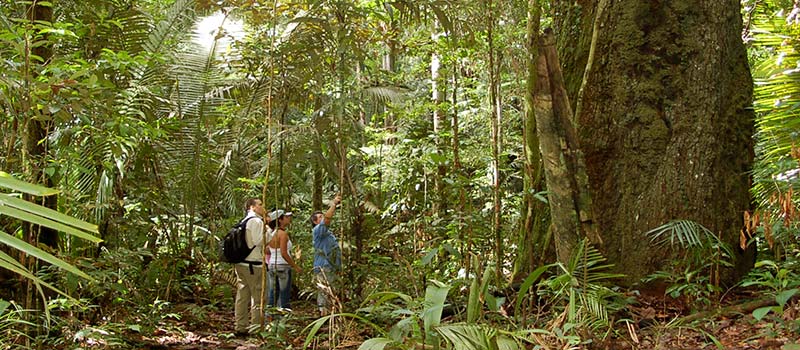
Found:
[421,247,438,265]
[782,343,800,350]
[0,231,92,281]
[442,243,459,258]
[496,335,522,350]
[390,317,417,342]
[467,268,481,323]
[358,338,394,350]
[485,293,505,312]
[485,292,498,312]
[428,152,447,164]
[514,264,550,316]
[0,194,98,233]
[0,300,8,315]
[0,172,59,196]
[776,288,798,307]
[303,316,330,348]
[479,262,493,298]
[422,280,450,334]
[0,205,101,243]
[568,289,576,323]
[752,306,773,321]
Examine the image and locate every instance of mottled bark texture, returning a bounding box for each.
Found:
[557,0,755,284]
[535,31,602,265]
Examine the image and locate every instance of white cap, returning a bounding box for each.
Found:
[269,209,292,221]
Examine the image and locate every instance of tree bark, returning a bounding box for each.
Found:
[20,0,58,330]
[534,32,599,265]
[487,0,504,283]
[552,0,595,104]
[23,0,58,250]
[431,21,447,214]
[516,0,553,279]
[451,51,471,272]
[563,0,755,284]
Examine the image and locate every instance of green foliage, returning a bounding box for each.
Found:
[747,0,800,259]
[513,264,548,318]
[305,280,451,349]
[436,324,523,350]
[741,258,800,322]
[0,300,33,349]
[303,312,388,349]
[643,220,733,309]
[540,239,626,330]
[466,260,496,323]
[0,173,100,307]
[645,269,720,308]
[741,259,800,293]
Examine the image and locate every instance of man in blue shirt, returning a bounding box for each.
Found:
[310,194,342,316]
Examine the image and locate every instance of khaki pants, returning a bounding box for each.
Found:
[234,264,263,333]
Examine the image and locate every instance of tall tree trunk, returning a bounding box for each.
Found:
[382,6,398,145]
[21,0,57,334]
[534,32,595,265]
[431,21,447,214]
[563,0,755,284]
[516,0,553,279]
[450,54,473,274]
[487,0,504,283]
[22,0,58,249]
[552,0,595,105]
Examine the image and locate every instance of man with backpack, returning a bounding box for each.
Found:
[233,198,271,336]
[311,194,342,316]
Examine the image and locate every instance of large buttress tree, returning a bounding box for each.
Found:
[554,0,755,283]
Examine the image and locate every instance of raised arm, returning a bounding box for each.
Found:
[323,194,342,226]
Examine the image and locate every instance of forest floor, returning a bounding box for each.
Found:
[71,293,799,350]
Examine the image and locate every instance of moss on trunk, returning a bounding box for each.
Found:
[562,0,755,284]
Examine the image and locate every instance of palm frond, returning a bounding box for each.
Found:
[646,220,718,249]
[750,4,800,210]
[362,85,408,104]
[117,8,154,54]
[436,324,500,350]
[0,176,100,304]
[566,239,624,288]
[144,0,197,55]
[579,291,609,331]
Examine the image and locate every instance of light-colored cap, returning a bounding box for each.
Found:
[269,209,292,221]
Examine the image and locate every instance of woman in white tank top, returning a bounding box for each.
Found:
[266,210,301,309]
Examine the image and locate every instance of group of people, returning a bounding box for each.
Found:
[232,194,343,336]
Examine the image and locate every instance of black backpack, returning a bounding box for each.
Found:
[219,217,257,263]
